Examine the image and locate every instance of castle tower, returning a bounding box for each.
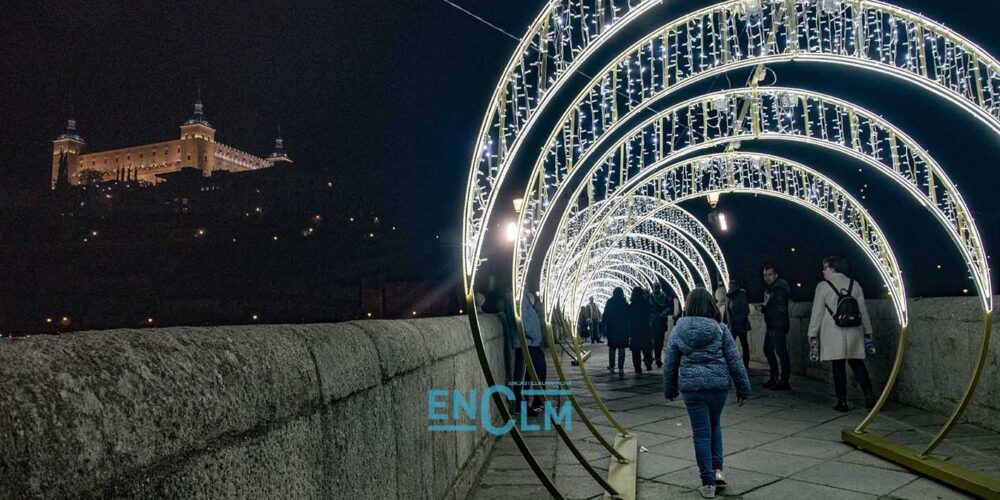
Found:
[266,129,293,165]
[178,94,216,176]
[51,119,85,189]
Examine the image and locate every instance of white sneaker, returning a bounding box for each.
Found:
[698,485,716,498]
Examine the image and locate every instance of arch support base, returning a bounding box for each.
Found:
[842,430,1000,500]
[604,434,638,500]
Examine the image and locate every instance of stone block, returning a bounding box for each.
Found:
[0,325,317,499]
[287,323,382,402]
[347,320,431,380]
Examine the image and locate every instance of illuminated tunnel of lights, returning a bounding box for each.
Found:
[461,1,997,497]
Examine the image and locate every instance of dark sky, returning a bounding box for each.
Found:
[2,0,1000,299]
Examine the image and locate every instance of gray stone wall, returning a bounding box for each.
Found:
[747,296,1000,432]
[0,316,505,499]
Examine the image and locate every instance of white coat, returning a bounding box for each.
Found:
[807,272,873,361]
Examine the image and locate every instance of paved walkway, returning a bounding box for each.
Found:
[470,343,999,499]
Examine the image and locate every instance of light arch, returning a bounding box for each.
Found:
[465,0,1000,283]
[552,224,714,309]
[555,153,906,323]
[542,197,730,306]
[516,87,987,316]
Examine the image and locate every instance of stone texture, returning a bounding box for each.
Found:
[790,460,917,496]
[0,316,505,500]
[744,478,878,500]
[471,340,989,500]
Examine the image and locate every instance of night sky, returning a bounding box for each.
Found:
[2,0,1000,305]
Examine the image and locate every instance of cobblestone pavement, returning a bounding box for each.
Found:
[470,343,998,499]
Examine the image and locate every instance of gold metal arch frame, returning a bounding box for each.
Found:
[464,0,999,497]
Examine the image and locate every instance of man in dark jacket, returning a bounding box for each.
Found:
[650,283,672,367]
[628,287,654,374]
[723,279,751,370]
[760,264,791,390]
[601,288,630,377]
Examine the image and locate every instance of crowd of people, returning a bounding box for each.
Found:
[495,256,878,498]
[591,257,877,498]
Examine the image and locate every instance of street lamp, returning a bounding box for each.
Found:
[505,222,518,242]
[706,192,720,208]
[513,198,524,214]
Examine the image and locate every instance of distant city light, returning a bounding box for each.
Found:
[392,226,397,231]
[91,230,98,236]
[963,289,970,294]
[147,318,154,324]
[937,264,943,269]
[797,283,803,288]
[790,247,796,252]
[251,314,259,321]
[349,217,355,222]
[45,318,52,323]
[272,236,279,241]
[367,312,372,318]
[412,311,417,316]
[459,309,464,314]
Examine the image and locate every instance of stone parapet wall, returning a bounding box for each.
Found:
[0,316,504,499]
[747,296,999,432]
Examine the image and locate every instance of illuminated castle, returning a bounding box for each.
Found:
[51,98,292,189]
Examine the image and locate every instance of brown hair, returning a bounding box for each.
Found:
[684,287,720,321]
[823,256,850,274]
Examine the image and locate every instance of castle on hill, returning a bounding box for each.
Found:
[51,97,291,189]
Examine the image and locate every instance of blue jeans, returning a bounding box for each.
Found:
[608,347,626,371]
[683,390,728,485]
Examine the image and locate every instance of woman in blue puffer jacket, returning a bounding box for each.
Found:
[663,287,751,499]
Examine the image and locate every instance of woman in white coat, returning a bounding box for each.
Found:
[807,256,876,412]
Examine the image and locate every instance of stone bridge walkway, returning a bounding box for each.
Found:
[470,343,999,499]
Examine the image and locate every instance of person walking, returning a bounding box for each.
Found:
[760,264,792,390]
[627,287,654,374]
[601,287,630,377]
[807,256,877,412]
[723,279,751,370]
[584,297,603,343]
[519,291,547,415]
[650,284,673,367]
[663,287,752,499]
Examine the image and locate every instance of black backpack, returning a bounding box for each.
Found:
[825,279,862,327]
